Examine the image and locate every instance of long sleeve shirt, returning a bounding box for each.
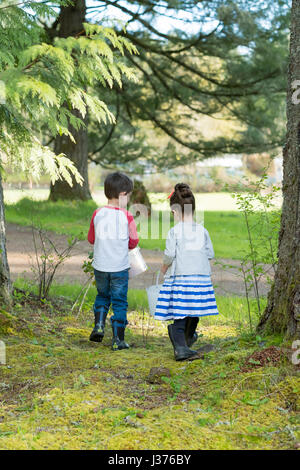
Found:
[163,221,214,277]
[88,205,139,272]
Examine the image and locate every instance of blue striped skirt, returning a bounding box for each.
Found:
[154,274,219,321]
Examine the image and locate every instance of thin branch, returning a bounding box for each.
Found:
[124,32,283,91]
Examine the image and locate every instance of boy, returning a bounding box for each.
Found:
[87,172,139,350]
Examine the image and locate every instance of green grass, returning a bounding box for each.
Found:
[14,277,266,330]
[5,198,96,239]
[4,189,283,212]
[5,197,280,260]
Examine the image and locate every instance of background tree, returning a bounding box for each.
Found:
[257,0,300,339]
[0,0,137,301]
[44,0,290,200]
[48,0,91,201]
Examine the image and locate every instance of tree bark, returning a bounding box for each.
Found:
[257,0,300,339]
[49,0,92,201]
[0,172,12,306]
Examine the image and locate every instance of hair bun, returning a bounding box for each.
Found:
[175,183,192,199]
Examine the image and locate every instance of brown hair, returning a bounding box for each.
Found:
[104,172,133,199]
[169,183,195,215]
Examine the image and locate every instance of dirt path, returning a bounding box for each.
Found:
[7,223,273,297]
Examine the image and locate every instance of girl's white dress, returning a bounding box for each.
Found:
[154,221,219,321]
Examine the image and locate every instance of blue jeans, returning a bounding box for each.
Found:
[93,268,129,328]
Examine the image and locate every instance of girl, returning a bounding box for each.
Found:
[154,183,219,361]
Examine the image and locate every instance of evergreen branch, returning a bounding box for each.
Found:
[0,0,50,10]
[143,108,283,155]
[124,32,283,90]
[99,0,196,43]
[88,92,120,158]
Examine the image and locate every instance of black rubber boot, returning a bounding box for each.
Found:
[89,308,108,343]
[185,317,199,348]
[168,322,199,361]
[184,317,216,354]
[111,322,130,351]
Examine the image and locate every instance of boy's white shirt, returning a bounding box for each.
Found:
[163,221,214,277]
[88,206,138,272]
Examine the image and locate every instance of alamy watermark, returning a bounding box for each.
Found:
[94,202,206,251]
[291,340,300,365]
[0,340,6,365]
[0,81,5,105]
[291,80,300,104]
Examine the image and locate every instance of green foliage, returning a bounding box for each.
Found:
[86,0,290,171]
[0,2,138,185]
[222,171,281,328]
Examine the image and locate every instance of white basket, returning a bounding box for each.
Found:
[146,271,163,317]
[129,247,148,279]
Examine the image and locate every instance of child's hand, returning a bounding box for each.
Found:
[160,264,169,275]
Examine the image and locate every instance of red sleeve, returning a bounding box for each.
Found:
[87,209,99,245]
[126,211,139,249]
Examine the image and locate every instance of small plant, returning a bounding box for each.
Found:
[140,308,152,347]
[219,169,281,331]
[161,375,183,401]
[30,225,78,301]
[74,374,91,390]
[71,252,95,318]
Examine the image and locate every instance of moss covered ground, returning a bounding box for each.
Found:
[0,290,299,450]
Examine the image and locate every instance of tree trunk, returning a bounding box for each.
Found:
[49,108,91,201]
[49,0,92,201]
[0,172,12,306]
[257,0,300,339]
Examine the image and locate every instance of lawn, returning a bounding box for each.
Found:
[5,196,280,261]
[2,188,249,210]
[0,285,298,450]
[13,277,266,327]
